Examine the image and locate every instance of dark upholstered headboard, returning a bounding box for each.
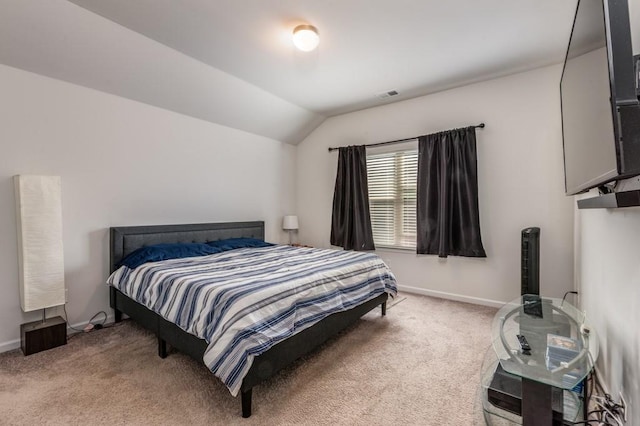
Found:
[109,221,265,273]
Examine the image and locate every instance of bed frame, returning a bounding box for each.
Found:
[109,221,388,418]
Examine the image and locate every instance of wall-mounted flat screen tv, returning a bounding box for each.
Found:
[560,0,640,195]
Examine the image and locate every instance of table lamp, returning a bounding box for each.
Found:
[282,215,299,245]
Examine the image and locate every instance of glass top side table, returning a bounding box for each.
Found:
[489,295,599,425]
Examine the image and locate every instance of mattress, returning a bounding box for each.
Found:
[107,244,397,396]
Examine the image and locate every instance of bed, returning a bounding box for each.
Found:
[108,221,396,417]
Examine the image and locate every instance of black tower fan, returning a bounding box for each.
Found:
[521,227,540,296]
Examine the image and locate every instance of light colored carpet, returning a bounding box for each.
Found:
[0,293,496,425]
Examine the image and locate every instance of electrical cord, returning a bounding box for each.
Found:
[87,311,108,327]
[62,305,109,340]
[573,409,619,425]
[571,369,626,426]
[571,419,605,425]
[571,372,598,425]
[592,396,624,426]
[62,304,86,333]
[561,290,578,307]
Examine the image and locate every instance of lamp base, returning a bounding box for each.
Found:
[20,316,67,356]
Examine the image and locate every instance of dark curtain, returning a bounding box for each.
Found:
[416,127,486,258]
[330,145,375,251]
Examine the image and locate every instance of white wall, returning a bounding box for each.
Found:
[296,64,575,306]
[0,64,296,351]
[576,200,640,423]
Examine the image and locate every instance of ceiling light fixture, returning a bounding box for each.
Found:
[292,24,319,52]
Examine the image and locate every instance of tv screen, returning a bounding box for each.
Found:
[561,0,623,195]
[560,0,640,197]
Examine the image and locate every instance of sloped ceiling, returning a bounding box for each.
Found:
[0,0,577,144]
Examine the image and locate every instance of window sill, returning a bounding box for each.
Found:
[375,245,415,253]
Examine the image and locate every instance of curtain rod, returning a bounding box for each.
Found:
[327,123,485,152]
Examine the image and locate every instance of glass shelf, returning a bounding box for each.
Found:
[480,347,583,425]
[490,295,598,390]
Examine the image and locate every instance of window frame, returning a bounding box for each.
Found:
[366,141,418,251]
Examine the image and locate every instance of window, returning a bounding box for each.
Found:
[366,145,417,249]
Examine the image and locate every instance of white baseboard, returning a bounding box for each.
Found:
[1,290,501,353]
[0,314,115,354]
[397,284,506,308]
[0,338,21,353]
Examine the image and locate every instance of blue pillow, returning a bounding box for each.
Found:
[119,243,222,269]
[205,237,273,251]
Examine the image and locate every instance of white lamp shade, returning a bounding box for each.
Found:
[282,215,299,230]
[14,175,65,312]
[292,25,319,52]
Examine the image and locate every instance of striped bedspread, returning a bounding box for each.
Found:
[107,245,397,396]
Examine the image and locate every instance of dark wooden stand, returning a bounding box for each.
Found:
[20,316,67,356]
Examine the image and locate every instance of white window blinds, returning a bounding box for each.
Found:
[366,146,418,249]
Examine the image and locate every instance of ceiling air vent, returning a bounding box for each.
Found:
[375,89,399,100]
